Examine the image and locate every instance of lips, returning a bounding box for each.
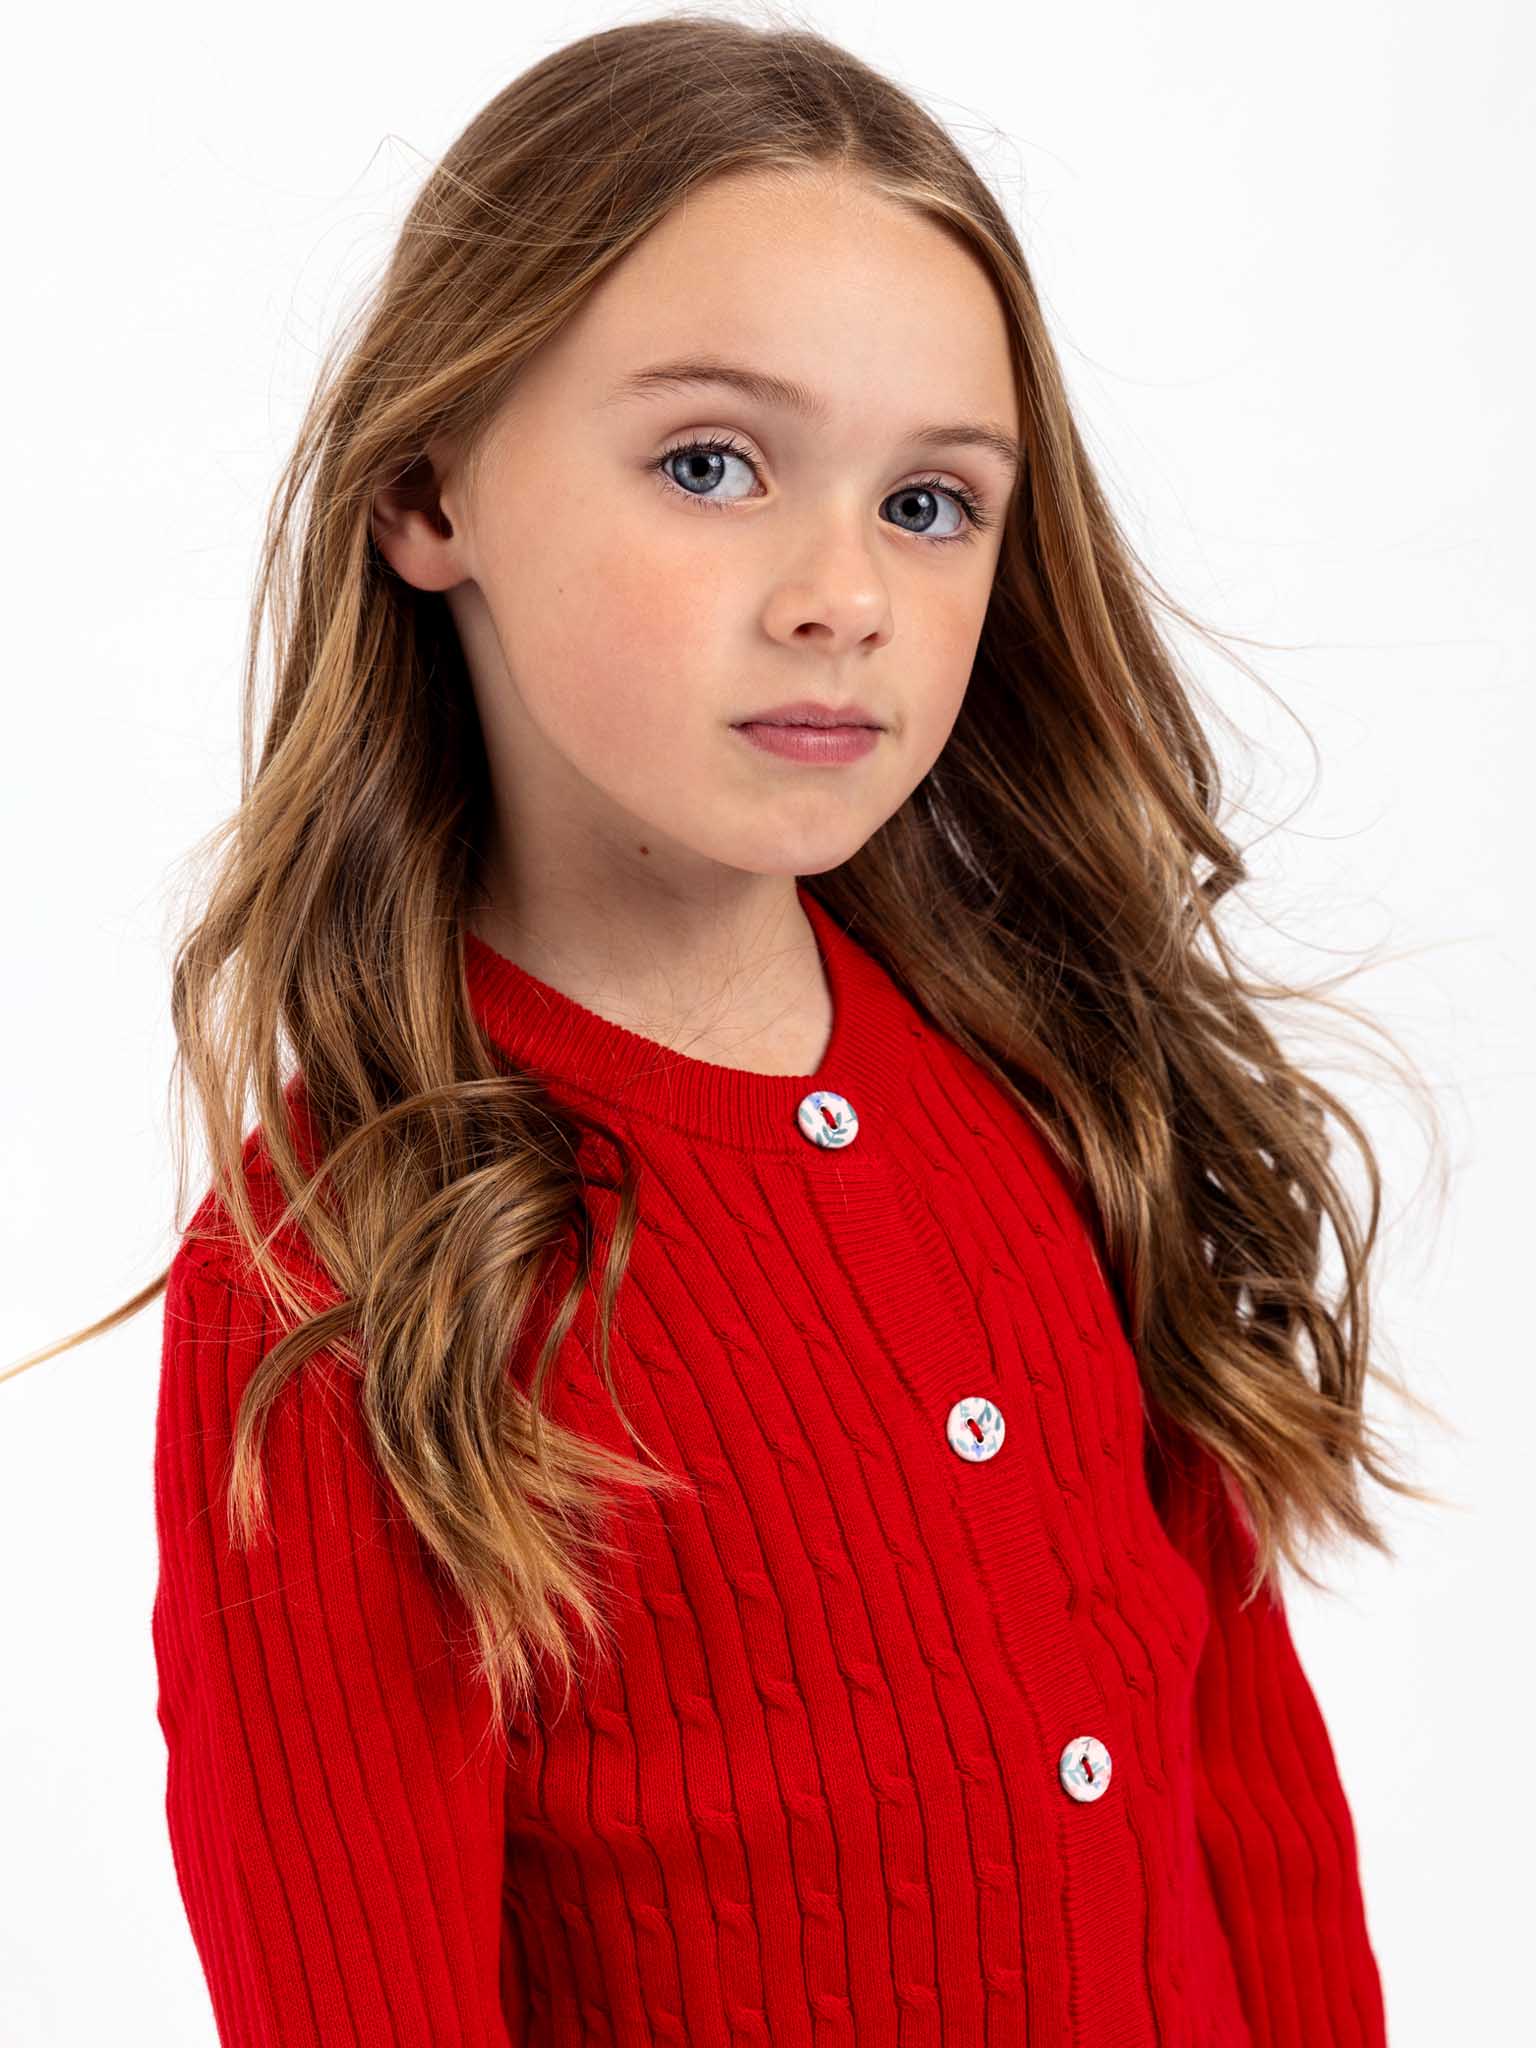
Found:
[733,721,881,763]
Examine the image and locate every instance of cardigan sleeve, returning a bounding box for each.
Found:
[1151,1425,1390,2047]
[150,1245,516,2047]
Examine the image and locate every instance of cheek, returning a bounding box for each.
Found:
[902,592,989,752]
[499,524,725,775]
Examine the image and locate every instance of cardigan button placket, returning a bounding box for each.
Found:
[1058,1735,1113,1803]
[795,1089,859,1149]
[946,1396,1005,1462]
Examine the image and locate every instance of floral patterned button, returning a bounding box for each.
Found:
[946,1396,1005,1462]
[1058,1735,1113,1803]
[795,1089,859,1149]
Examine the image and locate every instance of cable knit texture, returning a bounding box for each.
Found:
[152,883,1389,2045]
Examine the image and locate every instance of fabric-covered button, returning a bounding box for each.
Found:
[946,1396,1005,1462]
[796,1089,859,1149]
[1058,1735,1113,1803]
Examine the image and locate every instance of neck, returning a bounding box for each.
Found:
[465,868,833,1076]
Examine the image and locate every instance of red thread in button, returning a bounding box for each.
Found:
[819,1102,838,1129]
[1081,1751,1096,1783]
[967,1415,985,1444]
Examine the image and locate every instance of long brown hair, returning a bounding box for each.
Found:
[8,8,1449,1733]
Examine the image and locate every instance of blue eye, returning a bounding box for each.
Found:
[650,432,993,547]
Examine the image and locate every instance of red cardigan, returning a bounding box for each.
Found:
[152,883,1389,2045]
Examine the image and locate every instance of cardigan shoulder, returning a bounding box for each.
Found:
[151,1177,518,2046]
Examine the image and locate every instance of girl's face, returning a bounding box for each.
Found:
[377,166,1019,912]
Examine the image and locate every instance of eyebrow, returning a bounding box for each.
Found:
[603,356,1023,480]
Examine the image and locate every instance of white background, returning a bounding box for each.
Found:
[2,2,1529,2040]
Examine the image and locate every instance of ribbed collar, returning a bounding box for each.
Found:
[462,881,930,1154]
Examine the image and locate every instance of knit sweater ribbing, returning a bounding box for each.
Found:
[151,883,1389,2044]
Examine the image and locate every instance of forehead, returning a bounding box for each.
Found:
[549,170,1021,447]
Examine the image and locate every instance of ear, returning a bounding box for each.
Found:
[371,435,471,593]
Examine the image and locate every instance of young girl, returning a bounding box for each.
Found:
[27,14,1443,2045]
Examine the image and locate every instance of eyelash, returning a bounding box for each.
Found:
[650,431,994,547]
